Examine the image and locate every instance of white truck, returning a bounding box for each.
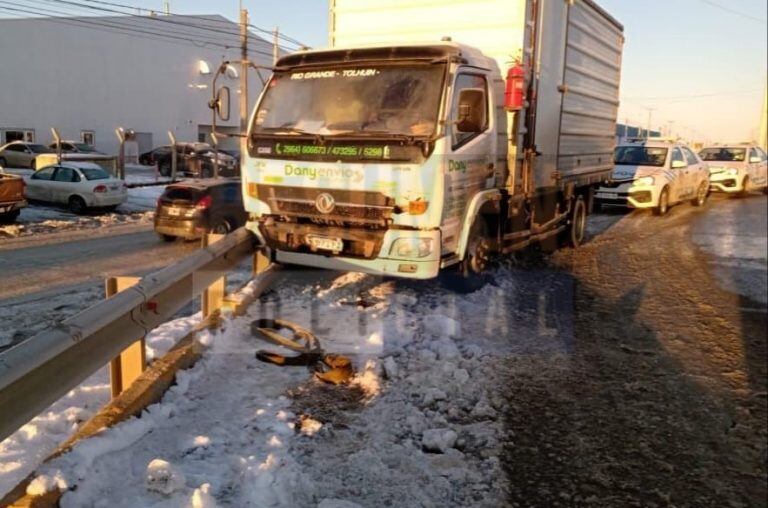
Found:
[236,0,624,283]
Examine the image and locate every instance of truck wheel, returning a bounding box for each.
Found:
[159,233,176,242]
[738,176,750,198]
[653,188,669,216]
[68,195,86,214]
[565,196,587,248]
[692,181,708,207]
[441,219,491,293]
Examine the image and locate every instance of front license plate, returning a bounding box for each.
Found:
[307,235,343,252]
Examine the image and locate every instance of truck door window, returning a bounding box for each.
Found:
[53,167,77,182]
[32,167,55,180]
[451,74,488,149]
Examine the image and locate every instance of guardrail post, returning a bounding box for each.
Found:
[253,247,270,276]
[202,233,226,320]
[106,276,145,398]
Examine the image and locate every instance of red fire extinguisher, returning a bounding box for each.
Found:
[504,64,525,111]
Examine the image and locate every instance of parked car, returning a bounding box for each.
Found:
[0,141,54,169]
[139,143,238,177]
[699,144,768,197]
[0,167,27,223]
[154,179,246,241]
[595,139,710,215]
[48,140,104,155]
[23,162,127,213]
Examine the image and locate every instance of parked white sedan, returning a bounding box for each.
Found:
[699,144,768,196]
[595,139,710,216]
[24,162,127,213]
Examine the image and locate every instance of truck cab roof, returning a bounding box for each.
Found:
[276,41,498,73]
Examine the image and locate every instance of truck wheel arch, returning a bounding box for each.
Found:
[456,189,501,260]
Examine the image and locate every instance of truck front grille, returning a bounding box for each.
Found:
[255,185,395,228]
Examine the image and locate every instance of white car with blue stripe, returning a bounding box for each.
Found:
[699,144,768,196]
[595,140,710,216]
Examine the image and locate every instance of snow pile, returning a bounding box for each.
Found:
[0,185,161,238]
[19,266,572,506]
[0,314,199,497]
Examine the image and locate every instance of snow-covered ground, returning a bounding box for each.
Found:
[0,314,201,498]
[0,185,163,239]
[16,266,572,506]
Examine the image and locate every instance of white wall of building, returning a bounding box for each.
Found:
[0,15,273,156]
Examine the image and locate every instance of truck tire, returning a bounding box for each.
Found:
[653,187,669,216]
[692,181,708,207]
[565,196,587,248]
[441,219,491,293]
[159,233,176,242]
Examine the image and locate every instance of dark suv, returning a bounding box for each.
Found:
[140,143,238,178]
[154,179,246,241]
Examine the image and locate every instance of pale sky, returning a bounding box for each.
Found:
[2,0,766,142]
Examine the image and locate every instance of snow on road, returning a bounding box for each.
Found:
[24,266,572,507]
[0,185,163,239]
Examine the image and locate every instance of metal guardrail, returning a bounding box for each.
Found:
[0,227,257,442]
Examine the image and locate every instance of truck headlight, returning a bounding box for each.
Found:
[726,168,738,175]
[389,238,434,259]
[634,176,655,186]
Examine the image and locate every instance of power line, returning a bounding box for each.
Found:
[2,1,278,57]
[696,0,767,23]
[73,0,309,48]
[624,89,762,102]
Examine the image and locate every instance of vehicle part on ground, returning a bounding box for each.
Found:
[252,318,355,385]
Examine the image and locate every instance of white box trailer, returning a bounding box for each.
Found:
[329,0,624,192]
[237,0,623,285]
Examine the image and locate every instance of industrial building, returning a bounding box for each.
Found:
[0,14,275,156]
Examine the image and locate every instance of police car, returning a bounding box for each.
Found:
[595,139,710,216]
[699,144,768,196]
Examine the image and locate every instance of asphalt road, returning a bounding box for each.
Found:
[0,229,197,349]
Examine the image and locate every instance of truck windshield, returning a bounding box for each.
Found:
[698,147,746,162]
[252,65,445,138]
[614,146,668,167]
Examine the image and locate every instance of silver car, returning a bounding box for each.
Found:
[0,141,54,169]
[24,162,127,213]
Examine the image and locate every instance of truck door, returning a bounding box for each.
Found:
[442,71,495,254]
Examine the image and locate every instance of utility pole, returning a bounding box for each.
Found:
[239,9,249,143]
[645,107,656,138]
[273,27,279,65]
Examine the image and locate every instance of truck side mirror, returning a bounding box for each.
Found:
[211,86,231,122]
[455,88,486,133]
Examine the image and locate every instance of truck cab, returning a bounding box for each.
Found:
[243,43,501,279]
